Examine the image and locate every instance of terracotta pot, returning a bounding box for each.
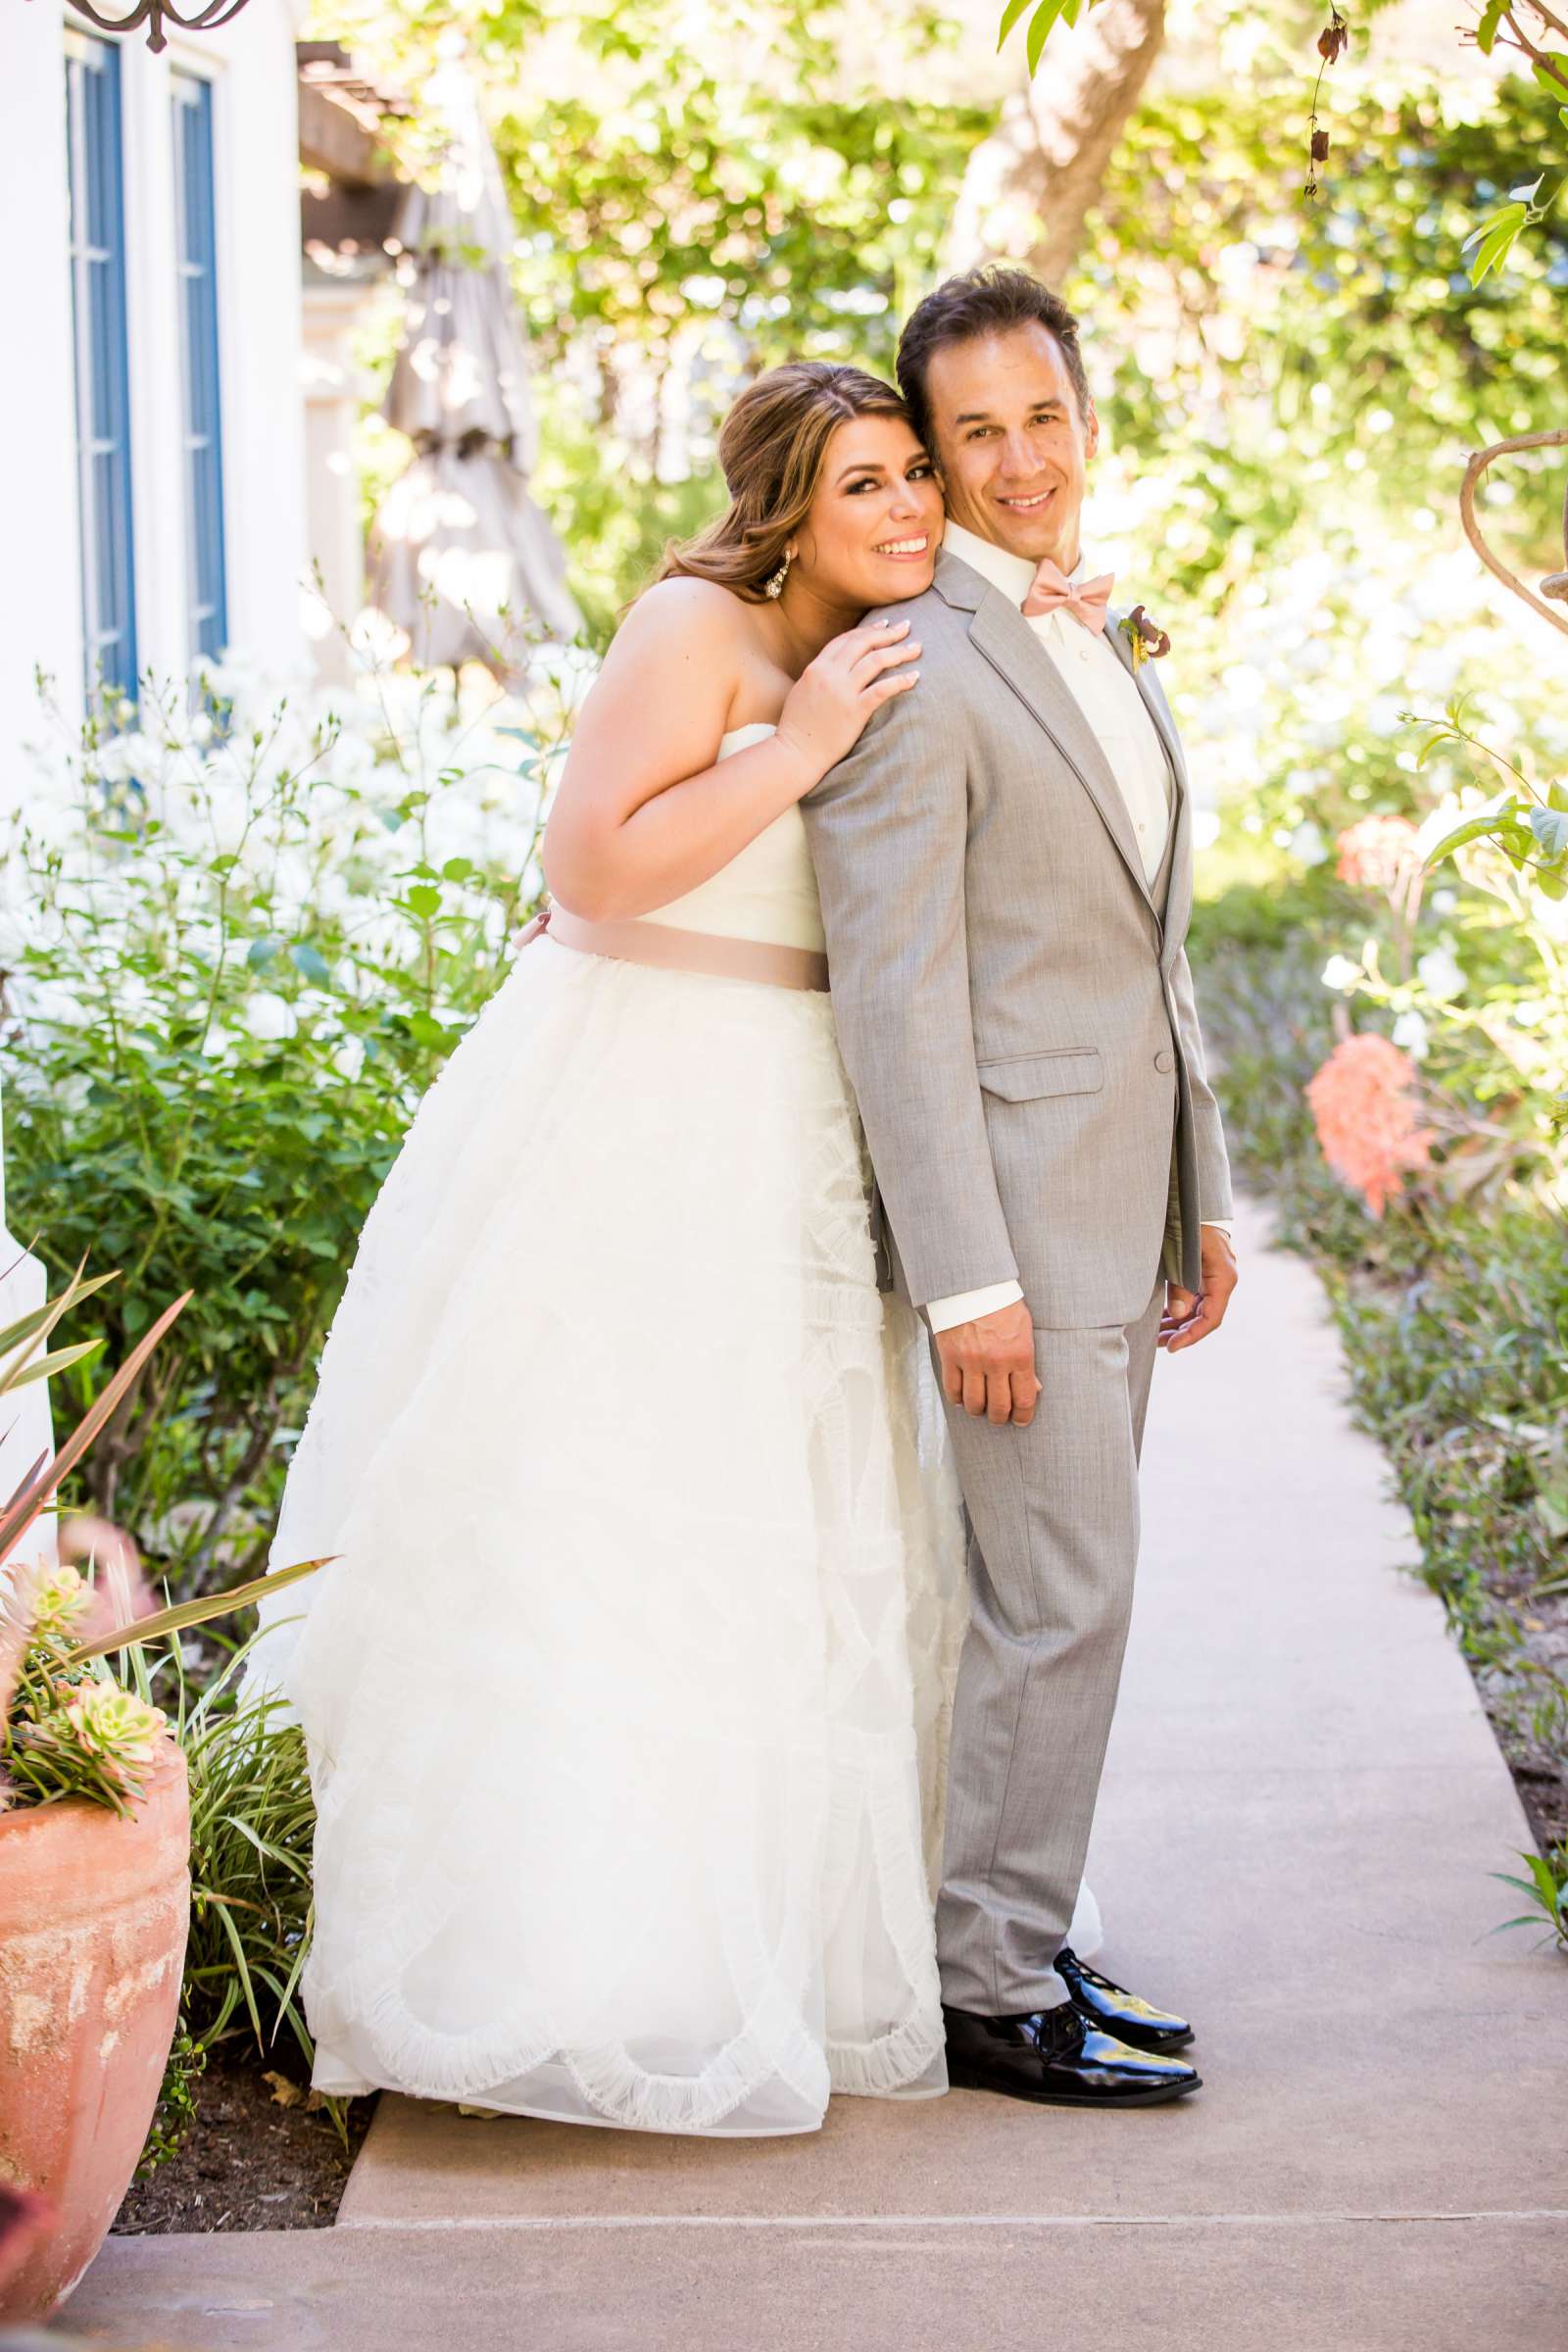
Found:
[0,1742,189,2322]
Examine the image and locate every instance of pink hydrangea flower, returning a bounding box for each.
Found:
[1304,1033,1436,1216]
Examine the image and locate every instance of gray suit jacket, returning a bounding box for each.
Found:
[802,549,1233,1333]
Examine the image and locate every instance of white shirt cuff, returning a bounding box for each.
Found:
[925,1279,1025,1334]
[928,1231,1231,1331]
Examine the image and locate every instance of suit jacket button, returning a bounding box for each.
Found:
[1154,1048,1176,1072]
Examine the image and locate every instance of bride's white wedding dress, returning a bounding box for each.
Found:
[250,723,1099,2136]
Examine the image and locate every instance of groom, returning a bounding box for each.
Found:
[804,267,1238,2110]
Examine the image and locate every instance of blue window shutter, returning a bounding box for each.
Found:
[172,72,227,665]
[65,31,137,707]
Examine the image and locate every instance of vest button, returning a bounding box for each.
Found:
[1154,1048,1176,1073]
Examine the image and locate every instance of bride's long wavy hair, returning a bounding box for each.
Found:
[654,362,914,604]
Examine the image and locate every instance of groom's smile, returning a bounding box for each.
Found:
[923,321,1100,571]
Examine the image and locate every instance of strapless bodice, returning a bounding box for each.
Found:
[639,723,825,955]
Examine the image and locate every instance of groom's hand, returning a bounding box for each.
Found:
[1159,1226,1238,1353]
[935,1299,1041,1427]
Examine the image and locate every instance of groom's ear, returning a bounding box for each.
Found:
[1083,400,1101,462]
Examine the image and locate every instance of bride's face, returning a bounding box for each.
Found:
[791,416,944,611]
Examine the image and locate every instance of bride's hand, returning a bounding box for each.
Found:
[773,619,921,792]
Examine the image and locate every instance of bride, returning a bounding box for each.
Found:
[247,360,1096,2137]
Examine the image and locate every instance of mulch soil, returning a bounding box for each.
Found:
[113,2049,375,2234]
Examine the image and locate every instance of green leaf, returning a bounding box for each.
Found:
[1475,0,1504,50]
[405,884,442,921]
[1529,805,1568,859]
[1026,0,1068,75]
[247,937,282,971]
[0,1267,117,1368]
[1421,813,1504,867]
[1463,202,1527,286]
[997,0,1034,43]
[65,1552,333,1664]
[441,857,474,883]
[210,1897,266,2045]
[289,942,331,987]
[2,1338,105,1390]
[1526,1850,1564,1905]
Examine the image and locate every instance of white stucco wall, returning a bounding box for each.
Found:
[0,0,310,800]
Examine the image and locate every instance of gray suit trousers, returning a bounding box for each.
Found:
[933,1276,1164,2016]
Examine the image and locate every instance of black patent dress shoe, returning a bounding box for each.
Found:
[1054,1946,1196,2054]
[943,1999,1201,2107]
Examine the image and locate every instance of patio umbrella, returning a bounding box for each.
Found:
[369,66,580,672]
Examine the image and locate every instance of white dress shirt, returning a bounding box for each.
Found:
[924,522,1229,1336]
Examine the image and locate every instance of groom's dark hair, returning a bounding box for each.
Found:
[896,268,1091,447]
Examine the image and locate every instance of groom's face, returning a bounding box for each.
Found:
[924,324,1098,569]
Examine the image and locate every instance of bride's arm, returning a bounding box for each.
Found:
[541,578,917,922]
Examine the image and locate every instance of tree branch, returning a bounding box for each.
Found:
[1498,5,1568,73]
[1516,0,1568,44]
[1458,429,1568,640]
[950,0,1166,283]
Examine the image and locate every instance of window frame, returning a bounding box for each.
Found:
[170,62,228,666]
[64,24,138,707]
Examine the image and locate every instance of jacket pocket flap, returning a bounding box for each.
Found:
[978,1049,1103,1102]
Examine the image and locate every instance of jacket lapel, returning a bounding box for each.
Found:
[1104,607,1187,809]
[965,585,1160,922]
[1103,610,1194,964]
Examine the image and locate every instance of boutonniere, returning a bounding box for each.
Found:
[1119,606,1172,670]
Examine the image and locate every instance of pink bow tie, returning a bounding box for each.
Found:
[1021,559,1115,634]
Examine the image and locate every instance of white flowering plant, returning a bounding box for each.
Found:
[1,647,591,1589]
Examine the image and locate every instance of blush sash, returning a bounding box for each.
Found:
[532,903,830,994]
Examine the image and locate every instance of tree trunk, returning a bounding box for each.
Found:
[950,0,1167,286]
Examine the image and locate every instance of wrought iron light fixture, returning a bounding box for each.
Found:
[50,0,255,51]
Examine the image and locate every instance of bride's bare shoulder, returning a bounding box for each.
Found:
[578,577,756,745]
[612,575,757,660]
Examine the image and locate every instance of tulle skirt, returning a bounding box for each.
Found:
[248,934,972,2134]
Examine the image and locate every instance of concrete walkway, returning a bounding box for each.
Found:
[64,1196,1568,2349]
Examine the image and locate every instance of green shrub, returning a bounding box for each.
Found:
[129,1632,336,2172]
